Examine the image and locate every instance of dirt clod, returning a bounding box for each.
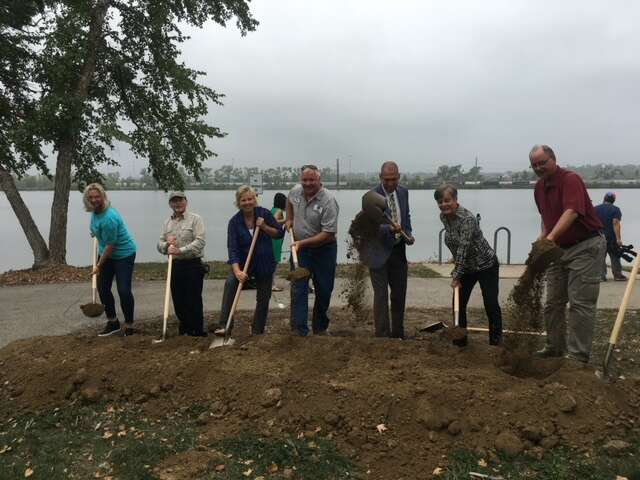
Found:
[495,431,524,456]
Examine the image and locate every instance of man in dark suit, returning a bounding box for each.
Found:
[360,161,414,338]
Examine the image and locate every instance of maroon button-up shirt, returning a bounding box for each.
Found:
[534,166,602,247]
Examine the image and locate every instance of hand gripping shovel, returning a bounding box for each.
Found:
[80,237,105,317]
[602,251,640,378]
[285,228,311,282]
[361,190,412,242]
[153,254,173,344]
[210,229,261,349]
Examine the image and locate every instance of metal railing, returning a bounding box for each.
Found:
[493,227,511,265]
[438,225,512,265]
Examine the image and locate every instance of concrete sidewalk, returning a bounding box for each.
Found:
[2,274,639,349]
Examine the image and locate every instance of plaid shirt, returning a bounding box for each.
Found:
[441,206,495,279]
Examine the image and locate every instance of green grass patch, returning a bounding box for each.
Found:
[206,433,359,480]
[135,261,441,281]
[443,443,640,480]
[0,403,198,480]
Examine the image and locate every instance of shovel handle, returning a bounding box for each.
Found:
[609,252,640,345]
[224,227,261,334]
[161,255,173,339]
[91,237,98,303]
[454,286,460,327]
[289,227,300,267]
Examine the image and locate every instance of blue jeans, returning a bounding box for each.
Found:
[97,253,136,324]
[291,242,337,336]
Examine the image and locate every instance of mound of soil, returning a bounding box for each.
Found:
[1,308,639,479]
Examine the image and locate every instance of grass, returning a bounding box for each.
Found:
[134,260,441,281]
[0,403,198,480]
[443,443,640,480]
[206,433,359,480]
[0,402,358,480]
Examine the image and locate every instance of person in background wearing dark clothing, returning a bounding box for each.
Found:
[359,161,414,339]
[595,192,626,282]
[216,185,284,335]
[84,183,137,337]
[271,192,287,292]
[435,184,503,346]
[157,191,207,336]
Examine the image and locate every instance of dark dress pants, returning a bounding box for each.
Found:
[369,242,408,338]
[219,272,272,335]
[170,258,205,336]
[456,259,503,345]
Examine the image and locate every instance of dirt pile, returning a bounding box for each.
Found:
[500,239,564,375]
[1,308,639,479]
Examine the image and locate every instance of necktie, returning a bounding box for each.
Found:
[388,193,401,240]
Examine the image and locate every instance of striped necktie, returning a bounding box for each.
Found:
[388,193,401,240]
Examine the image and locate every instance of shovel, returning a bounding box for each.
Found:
[602,251,640,378]
[361,190,412,242]
[80,237,105,317]
[210,228,261,349]
[153,254,173,344]
[285,228,311,282]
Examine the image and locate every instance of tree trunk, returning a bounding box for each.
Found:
[48,2,109,264]
[0,166,51,268]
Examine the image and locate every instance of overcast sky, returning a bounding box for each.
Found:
[111,0,640,174]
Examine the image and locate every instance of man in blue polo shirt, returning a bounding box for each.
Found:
[595,192,626,282]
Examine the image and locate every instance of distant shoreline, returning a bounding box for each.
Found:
[6,183,640,192]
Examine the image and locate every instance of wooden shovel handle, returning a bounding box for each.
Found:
[224,227,261,332]
[91,237,98,303]
[454,286,460,327]
[289,227,300,267]
[160,254,173,339]
[609,252,640,345]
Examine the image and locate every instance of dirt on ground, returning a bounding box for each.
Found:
[1,306,639,479]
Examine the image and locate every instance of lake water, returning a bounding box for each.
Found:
[2,188,639,272]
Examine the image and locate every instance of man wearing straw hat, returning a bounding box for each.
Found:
[286,165,339,337]
[157,191,207,336]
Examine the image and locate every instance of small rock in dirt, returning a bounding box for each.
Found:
[467,416,483,432]
[447,421,462,436]
[603,439,632,457]
[283,467,294,479]
[72,368,88,385]
[196,412,209,426]
[495,431,524,456]
[135,394,149,404]
[522,425,544,443]
[80,385,101,403]
[525,446,545,460]
[540,435,559,449]
[325,412,340,426]
[64,383,76,399]
[160,383,174,392]
[554,392,577,413]
[148,385,161,397]
[262,388,282,408]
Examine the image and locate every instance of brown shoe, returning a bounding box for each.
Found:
[614,275,627,282]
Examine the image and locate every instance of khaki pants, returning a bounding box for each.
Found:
[544,235,606,361]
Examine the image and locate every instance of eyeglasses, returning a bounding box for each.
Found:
[530,158,549,169]
[301,164,319,172]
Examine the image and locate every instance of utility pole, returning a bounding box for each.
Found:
[336,157,340,191]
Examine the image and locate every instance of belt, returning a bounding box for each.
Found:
[559,231,601,249]
[172,257,202,264]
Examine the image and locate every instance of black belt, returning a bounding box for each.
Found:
[559,231,601,249]
[172,257,202,264]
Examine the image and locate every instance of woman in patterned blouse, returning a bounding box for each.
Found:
[435,184,503,346]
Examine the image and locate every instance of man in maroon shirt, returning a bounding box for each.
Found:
[530,144,605,363]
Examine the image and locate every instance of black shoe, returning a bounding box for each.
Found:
[123,324,135,336]
[614,275,627,282]
[98,319,121,337]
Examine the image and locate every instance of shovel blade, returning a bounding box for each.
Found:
[80,302,105,318]
[209,336,235,349]
[286,267,311,282]
[420,322,445,333]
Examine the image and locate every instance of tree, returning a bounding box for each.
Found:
[1,0,257,267]
[436,164,463,183]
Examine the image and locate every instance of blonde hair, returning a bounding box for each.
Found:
[234,185,257,208]
[82,183,110,212]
